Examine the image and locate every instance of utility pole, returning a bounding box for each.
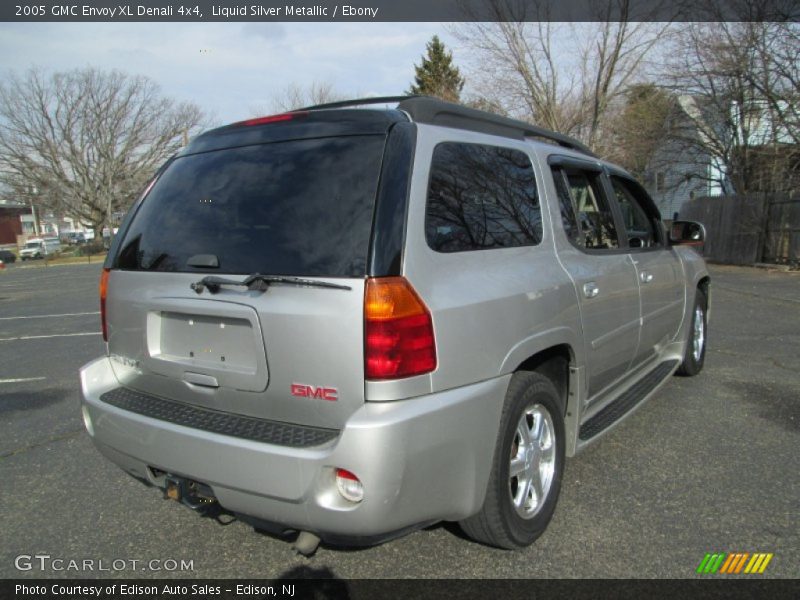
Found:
[29,185,40,236]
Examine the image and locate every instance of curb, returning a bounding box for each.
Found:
[5,259,106,270]
[753,263,800,273]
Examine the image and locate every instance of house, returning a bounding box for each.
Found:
[644,96,730,219]
[20,211,94,238]
[0,202,26,247]
[644,95,798,219]
[0,200,95,247]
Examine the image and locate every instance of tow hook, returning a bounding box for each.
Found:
[164,475,218,512]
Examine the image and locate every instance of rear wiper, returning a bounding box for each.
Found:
[190,273,352,295]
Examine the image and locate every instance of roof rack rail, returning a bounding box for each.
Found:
[296,95,594,157]
[398,97,595,157]
[294,95,420,112]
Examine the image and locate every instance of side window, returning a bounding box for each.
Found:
[610,176,660,249]
[563,168,620,250]
[425,142,542,252]
[550,167,581,246]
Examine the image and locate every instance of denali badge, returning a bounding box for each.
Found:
[291,383,338,401]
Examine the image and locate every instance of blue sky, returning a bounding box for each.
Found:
[0,22,462,123]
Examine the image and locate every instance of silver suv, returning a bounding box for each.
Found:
[80,97,709,553]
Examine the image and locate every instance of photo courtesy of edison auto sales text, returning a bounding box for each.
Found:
[14,583,296,598]
[15,584,296,597]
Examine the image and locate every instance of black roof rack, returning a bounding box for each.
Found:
[294,95,421,112]
[296,95,595,157]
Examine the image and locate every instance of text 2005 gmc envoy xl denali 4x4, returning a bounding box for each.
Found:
[80,96,709,554]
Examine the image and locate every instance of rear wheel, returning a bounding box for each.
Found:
[460,371,565,549]
[677,289,707,376]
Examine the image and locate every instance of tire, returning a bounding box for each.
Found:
[460,371,565,549]
[677,288,707,376]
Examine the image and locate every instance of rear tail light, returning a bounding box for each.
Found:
[335,468,364,503]
[364,277,436,380]
[99,268,110,342]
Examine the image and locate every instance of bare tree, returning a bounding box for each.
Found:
[663,19,800,195]
[741,21,799,146]
[260,81,346,114]
[604,83,673,179]
[0,67,206,234]
[451,0,671,153]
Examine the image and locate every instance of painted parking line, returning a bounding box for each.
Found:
[0,332,101,342]
[0,377,47,384]
[0,311,100,321]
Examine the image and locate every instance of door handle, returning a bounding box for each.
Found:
[640,271,654,283]
[583,282,599,299]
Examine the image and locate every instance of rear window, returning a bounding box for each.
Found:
[116,135,385,277]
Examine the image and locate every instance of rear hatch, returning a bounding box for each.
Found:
[104,111,404,430]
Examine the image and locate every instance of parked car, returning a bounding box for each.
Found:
[80,97,709,554]
[0,249,17,264]
[66,232,87,245]
[19,237,61,260]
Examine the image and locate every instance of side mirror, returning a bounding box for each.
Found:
[670,220,705,246]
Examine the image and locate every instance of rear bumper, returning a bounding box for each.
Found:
[80,356,507,541]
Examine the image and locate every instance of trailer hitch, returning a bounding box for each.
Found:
[164,475,218,512]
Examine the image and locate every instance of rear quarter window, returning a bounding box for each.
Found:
[425,142,542,253]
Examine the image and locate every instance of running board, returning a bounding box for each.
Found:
[578,360,679,441]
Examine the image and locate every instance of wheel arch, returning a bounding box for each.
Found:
[513,344,574,417]
[502,337,584,457]
[698,275,710,311]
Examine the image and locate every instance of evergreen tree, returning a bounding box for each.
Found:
[407,36,465,103]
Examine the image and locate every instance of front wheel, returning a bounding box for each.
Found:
[677,288,707,376]
[460,371,565,549]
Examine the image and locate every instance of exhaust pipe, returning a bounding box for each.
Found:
[292,531,321,557]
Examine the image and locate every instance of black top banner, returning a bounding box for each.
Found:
[3,0,800,22]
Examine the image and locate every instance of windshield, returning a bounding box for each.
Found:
[25,242,41,248]
[116,135,386,277]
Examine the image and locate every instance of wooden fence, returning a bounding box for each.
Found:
[679,194,800,266]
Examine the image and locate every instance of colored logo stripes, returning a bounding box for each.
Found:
[696,552,773,574]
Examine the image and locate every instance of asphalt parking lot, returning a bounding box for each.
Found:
[0,262,797,579]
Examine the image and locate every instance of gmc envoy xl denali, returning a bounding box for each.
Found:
[80,96,709,554]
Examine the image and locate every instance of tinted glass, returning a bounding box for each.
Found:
[565,169,619,250]
[426,142,541,252]
[551,167,581,244]
[611,176,659,248]
[116,136,385,276]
